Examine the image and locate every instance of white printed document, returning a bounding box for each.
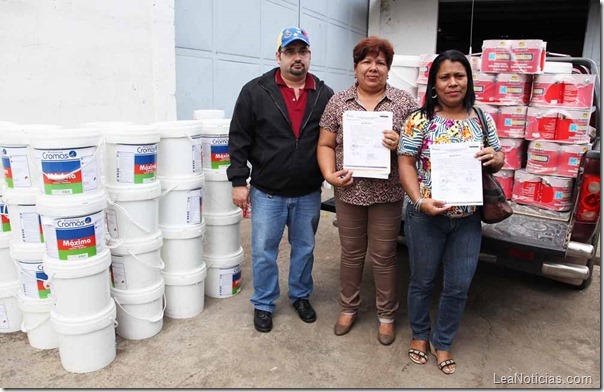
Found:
[342,111,392,179]
[430,142,483,206]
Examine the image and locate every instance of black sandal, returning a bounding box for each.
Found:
[408,348,428,365]
[430,342,456,375]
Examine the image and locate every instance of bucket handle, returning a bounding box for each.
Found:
[105,198,153,250]
[34,136,104,182]
[9,249,50,289]
[159,184,179,198]
[21,313,51,333]
[125,250,165,270]
[113,293,166,323]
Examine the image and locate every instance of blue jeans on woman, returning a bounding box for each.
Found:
[404,201,482,351]
[250,187,321,313]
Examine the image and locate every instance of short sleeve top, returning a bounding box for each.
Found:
[398,109,501,218]
[319,83,419,206]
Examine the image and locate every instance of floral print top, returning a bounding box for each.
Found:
[320,83,419,206]
[398,109,502,218]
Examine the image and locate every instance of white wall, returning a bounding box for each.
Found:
[0,0,177,126]
[369,0,438,56]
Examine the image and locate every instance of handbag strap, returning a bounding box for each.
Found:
[474,106,489,147]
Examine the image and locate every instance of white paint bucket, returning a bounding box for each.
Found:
[0,280,22,333]
[200,119,231,181]
[160,223,204,274]
[3,187,44,244]
[162,263,206,319]
[0,233,18,283]
[18,293,59,349]
[11,242,50,299]
[43,250,112,318]
[0,124,45,191]
[37,191,107,261]
[389,55,420,96]
[158,175,204,227]
[203,209,242,256]
[111,278,165,340]
[109,231,164,291]
[105,181,161,244]
[202,180,239,214]
[204,248,243,299]
[154,120,204,177]
[193,109,225,120]
[51,299,117,374]
[28,126,102,195]
[102,124,160,186]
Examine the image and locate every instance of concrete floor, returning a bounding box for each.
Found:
[0,199,601,388]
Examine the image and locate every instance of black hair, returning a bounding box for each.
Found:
[420,49,475,119]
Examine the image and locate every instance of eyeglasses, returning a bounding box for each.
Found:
[280,48,311,57]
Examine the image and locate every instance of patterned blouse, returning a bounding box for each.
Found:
[320,83,419,206]
[398,110,502,218]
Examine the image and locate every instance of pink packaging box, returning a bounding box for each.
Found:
[512,169,541,206]
[530,74,596,109]
[496,105,527,138]
[526,140,560,175]
[509,40,546,74]
[481,40,511,73]
[499,138,525,170]
[417,54,437,84]
[475,104,499,126]
[495,73,533,105]
[525,107,591,143]
[493,169,514,199]
[474,73,497,102]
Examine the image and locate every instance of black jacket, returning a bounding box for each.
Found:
[227,68,334,197]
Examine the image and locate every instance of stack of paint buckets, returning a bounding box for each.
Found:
[1,123,58,350]
[0,122,24,336]
[199,116,243,299]
[25,124,117,374]
[101,124,166,341]
[153,120,206,319]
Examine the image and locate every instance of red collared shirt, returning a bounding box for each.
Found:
[275,69,316,138]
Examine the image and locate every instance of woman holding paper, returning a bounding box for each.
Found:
[397,50,504,374]
[317,36,418,345]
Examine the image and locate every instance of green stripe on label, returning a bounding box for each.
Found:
[44,182,83,195]
[211,160,230,170]
[2,222,10,232]
[58,247,97,260]
[4,178,13,188]
[38,289,51,299]
[134,172,155,184]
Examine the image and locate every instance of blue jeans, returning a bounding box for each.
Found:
[250,187,321,313]
[404,201,482,351]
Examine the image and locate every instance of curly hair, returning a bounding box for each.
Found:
[353,36,394,69]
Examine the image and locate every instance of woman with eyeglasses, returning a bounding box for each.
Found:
[317,36,418,345]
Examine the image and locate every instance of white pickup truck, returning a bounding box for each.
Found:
[321,57,600,289]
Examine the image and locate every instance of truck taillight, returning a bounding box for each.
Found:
[576,174,600,222]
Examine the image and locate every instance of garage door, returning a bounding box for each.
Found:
[175,0,368,119]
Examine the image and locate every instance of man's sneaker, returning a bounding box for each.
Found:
[253,309,273,333]
[292,299,317,323]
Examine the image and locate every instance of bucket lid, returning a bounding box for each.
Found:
[103,124,161,145]
[28,126,101,149]
[153,120,204,139]
[391,54,421,67]
[43,249,111,279]
[200,119,231,134]
[162,263,206,286]
[110,230,163,256]
[10,241,46,261]
[0,232,11,249]
[0,123,28,145]
[543,61,573,75]
[105,181,161,202]
[160,222,205,239]
[204,247,244,267]
[111,277,164,304]
[193,109,225,120]
[17,293,54,312]
[2,186,39,205]
[36,190,107,217]
[81,121,136,128]
[51,299,116,335]
[203,209,242,226]
[0,280,21,297]
[158,174,204,191]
